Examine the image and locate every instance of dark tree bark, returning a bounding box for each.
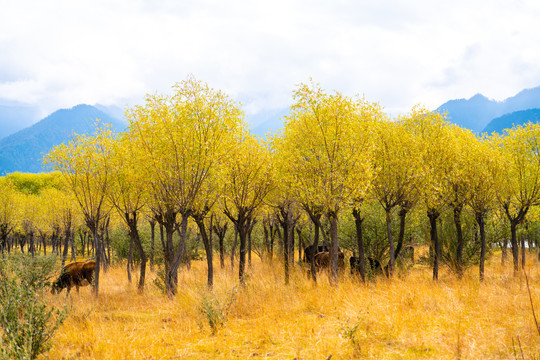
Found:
[212,220,228,269]
[278,209,290,285]
[384,208,395,277]
[297,228,304,263]
[428,209,441,281]
[521,234,526,269]
[394,205,409,260]
[86,219,101,298]
[193,208,214,289]
[62,231,70,267]
[476,212,487,281]
[231,227,238,270]
[155,208,190,298]
[304,205,323,283]
[503,203,529,276]
[454,204,465,278]
[327,210,339,285]
[127,235,133,283]
[248,219,256,267]
[70,231,76,261]
[149,218,156,271]
[352,207,366,282]
[61,213,72,267]
[277,204,300,285]
[224,207,254,286]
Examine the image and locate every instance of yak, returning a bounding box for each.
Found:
[350,256,387,276]
[314,251,345,271]
[51,260,95,294]
[303,244,330,263]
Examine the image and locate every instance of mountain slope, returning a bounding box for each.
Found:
[482,108,540,134]
[437,86,540,133]
[0,104,126,174]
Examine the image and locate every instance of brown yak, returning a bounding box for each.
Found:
[314,251,345,272]
[51,260,95,294]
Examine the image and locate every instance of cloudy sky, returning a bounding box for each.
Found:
[1,0,540,125]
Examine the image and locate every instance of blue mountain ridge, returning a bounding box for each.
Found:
[437,86,540,133]
[0,104,126,174]
[2,85,540,174]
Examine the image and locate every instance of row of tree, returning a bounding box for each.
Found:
[3,77,540,298]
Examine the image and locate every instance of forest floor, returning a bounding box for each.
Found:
[44,253,540,359]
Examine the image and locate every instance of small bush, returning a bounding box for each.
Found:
[339,318,362,355]
[0,254,68,360]
[198,286,238,335]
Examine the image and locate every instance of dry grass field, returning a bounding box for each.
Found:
[43,254,540,359]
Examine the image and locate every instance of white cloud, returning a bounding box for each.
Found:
[1,0,540,122]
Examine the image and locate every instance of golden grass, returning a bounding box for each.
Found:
[43,255,540,359]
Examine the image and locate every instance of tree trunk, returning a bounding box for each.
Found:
[124,212,147,292]
[385,208,395,277]
[239,221,249,285]
[305,208,322,284]
[89,223,101,298]
[297,228,304,263]
[502,237,508,265]
[328,210,339,285]
[288,221,294,266]
[149,219,156,272]
[510,221,519,276]
[247,220,254,267]
[212,222,227,269]
[231,228,238,270]
[428,210,440,281]
[156,209,180,298]
[521,234,526,269]
[477,212,486,281]
[194,214,213,289]
[263,223,270,262]
[394,206,408,260]
[70,231,76,261]
[61,229,70,267]
[352,207,366,282]
[127,234,133,283]
[279,210,290,285]
[454,204,464,278]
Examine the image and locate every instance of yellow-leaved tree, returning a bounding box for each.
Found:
[493,123,540,276]
[402,106,454,281]
[371,118,421,277]
[464,135,502,280]
[107,134,149,292]
[222,133,274,285]
[276,80,374,284]
[127,76,245,295]
[45,126,115,297]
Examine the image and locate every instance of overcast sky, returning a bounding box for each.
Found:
[1,0,540,125]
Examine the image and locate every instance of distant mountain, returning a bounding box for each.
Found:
[0,104,126,174]
[482,108,540,134]
[437,86,540,133]
[0,103,41,139]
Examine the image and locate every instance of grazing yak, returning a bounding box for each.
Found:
[303,244,330,263]
[314,251,345,271]
[350,256,386,276]
[51,260,95,294]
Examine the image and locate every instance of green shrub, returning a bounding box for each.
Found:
[0,254,68,360]
[198,286,238,335]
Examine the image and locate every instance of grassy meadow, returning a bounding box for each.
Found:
[43,254,540,359]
